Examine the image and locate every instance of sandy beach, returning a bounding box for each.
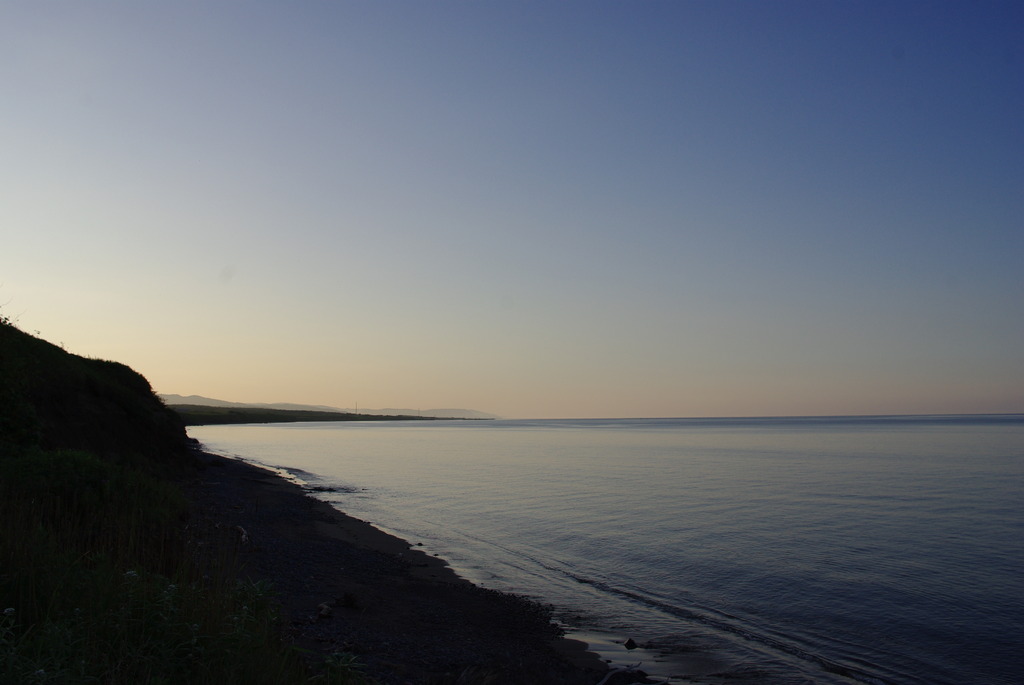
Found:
[182,448,618,684]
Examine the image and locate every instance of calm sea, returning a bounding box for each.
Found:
[190,415,1024,685]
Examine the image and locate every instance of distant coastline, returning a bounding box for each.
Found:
[168,403,450,426]
[160,394,500,423]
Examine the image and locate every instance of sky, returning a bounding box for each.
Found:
[2,1,1022,419]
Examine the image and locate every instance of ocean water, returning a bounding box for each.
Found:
[190,416,1024,685]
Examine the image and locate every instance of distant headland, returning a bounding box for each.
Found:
[160,394,499,426]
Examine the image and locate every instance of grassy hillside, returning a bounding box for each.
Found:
[0,315,366,684]
[0,318,189,463]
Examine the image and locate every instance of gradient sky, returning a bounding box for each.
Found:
[2,1,1022,419]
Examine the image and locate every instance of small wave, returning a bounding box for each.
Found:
[304,483,361,494]
[557,569,898,685]
[430,524,898,683]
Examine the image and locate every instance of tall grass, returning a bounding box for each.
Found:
[0,315,370,682]
[0,448,369,684]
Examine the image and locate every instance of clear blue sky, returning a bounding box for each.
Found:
[2,1,1021,418]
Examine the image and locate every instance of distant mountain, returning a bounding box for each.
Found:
[159,394,499,420]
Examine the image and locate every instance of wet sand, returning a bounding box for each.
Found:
[182,449,617,684]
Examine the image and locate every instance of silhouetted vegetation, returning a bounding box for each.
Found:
[0,318,190,465]
[0,315,370,683]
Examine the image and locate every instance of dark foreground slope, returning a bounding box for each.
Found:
[1,318,315,683]
[0,318,190,463]
[0,317,612,684]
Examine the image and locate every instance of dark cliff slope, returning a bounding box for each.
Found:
[0,317,190,465]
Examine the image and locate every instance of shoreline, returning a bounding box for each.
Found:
[183,448,616,684]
